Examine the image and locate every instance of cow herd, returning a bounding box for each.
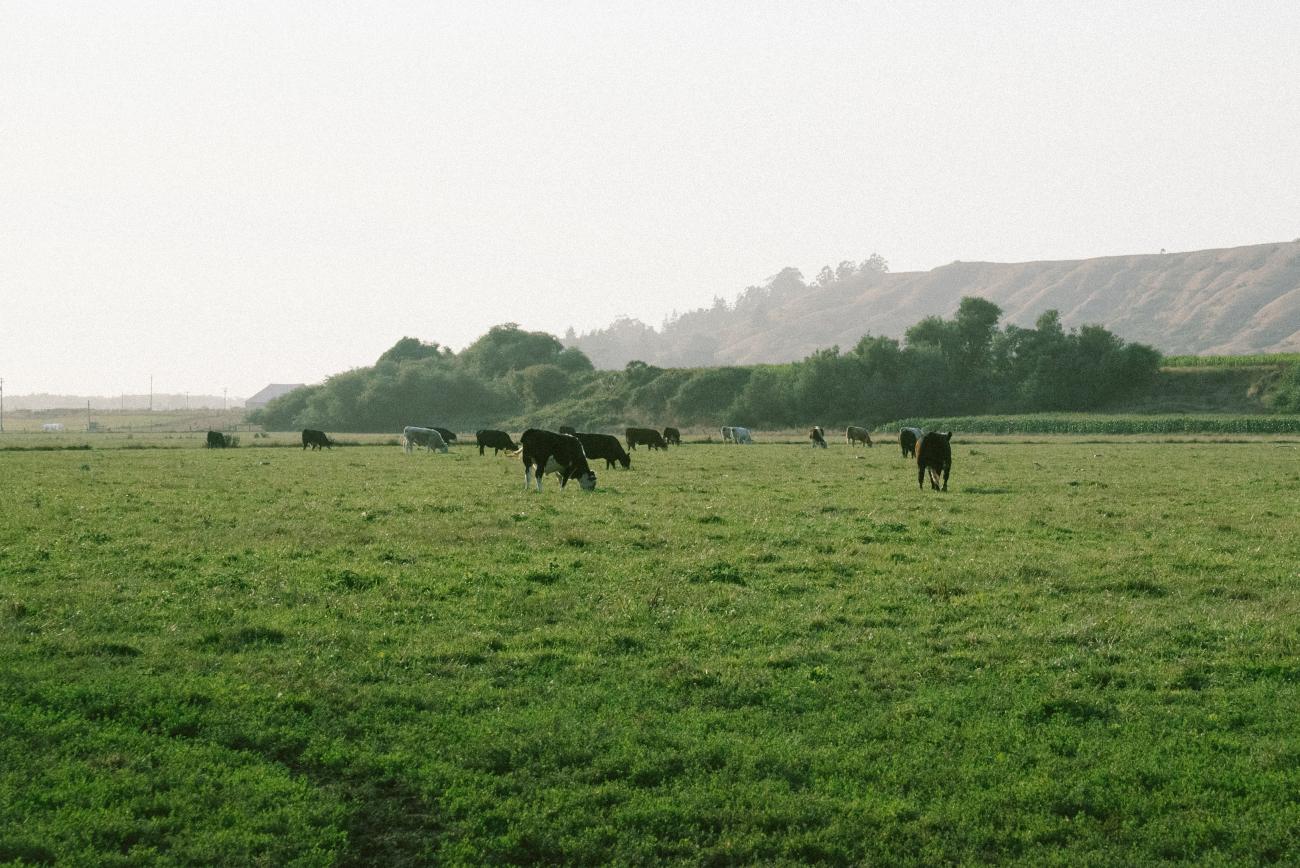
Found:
[256,422,956,493]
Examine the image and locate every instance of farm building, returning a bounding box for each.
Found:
[246,383,306,410]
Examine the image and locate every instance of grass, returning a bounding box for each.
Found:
[2,438,1298,864]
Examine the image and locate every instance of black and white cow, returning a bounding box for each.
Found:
[810,426,827,448]
[518,428,596,491]
[476,429,517,455]
[899,427,923,458]
[403,426,448,453]
[302,429,333,450]
[575,432,631,469]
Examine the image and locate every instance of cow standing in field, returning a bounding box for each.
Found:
[476,429,517,455]
[732,426,753,444]
[916,431,953,491]
[626,427,667,451]
[721,426,735,444]
[810,426,827,448]
[575,432,631,469]
[899,427,923,458]
[663,427,682,446]
[846,425,873,447]
[403,426,448,453]
[517,428,597,491]
[206,430,226,449]
[302,429,333,450]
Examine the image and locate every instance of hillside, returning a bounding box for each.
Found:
[567,241,1300,368]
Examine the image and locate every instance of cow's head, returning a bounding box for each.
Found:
[578,471,597,491]
[618,456,630,469]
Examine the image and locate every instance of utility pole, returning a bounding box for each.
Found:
[0,377,5,433]
[87,400,91,432]
[223,388,227,411]
[149,375,153,413]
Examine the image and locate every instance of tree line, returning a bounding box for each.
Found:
[248,299,1167,433]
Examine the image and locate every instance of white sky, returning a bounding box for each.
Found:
[3,1,1298,397]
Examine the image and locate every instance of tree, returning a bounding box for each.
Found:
[459,324,566,378]
[376,337,447,366]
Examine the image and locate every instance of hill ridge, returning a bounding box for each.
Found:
[566,240,1300,369]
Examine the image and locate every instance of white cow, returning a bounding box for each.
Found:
[732,426,753,444]
[403,426,448,453]
[721,426,735,443]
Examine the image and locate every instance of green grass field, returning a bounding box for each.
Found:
[2,438,1298,864]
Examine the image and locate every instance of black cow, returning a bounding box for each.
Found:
[302,429,333,450]
[899,427,923,458]
[558,425,577,436]
[519,428,597,491]
[476,429,517,455]
[576,432,631,469]
[663,427,681,446]
[206,430,226,449]
[626,427,667,451]
[916,431,953,491]
[427,426,457,444]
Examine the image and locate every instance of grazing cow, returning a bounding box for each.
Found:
[403,426,448,453]
[916,431,953,491]
[899,427,923,458]
[476,429,517,456]
[846,425,873,447]
[576,432,631,469]
[558,425,577,436]
[206,430,226,449]
[517,428,596,491]
[721,426,735,444]
[626,427,667,451]
[301,429,333,450]
[810,426,827,448]
[732,426,753,444]
[663,427,682,446]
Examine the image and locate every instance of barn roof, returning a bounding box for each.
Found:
[246,383,306,407]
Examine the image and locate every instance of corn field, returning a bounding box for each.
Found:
[883,413,1300,435]
[1161,353,1300,368]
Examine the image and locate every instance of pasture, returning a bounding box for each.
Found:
[1,437,1298,864]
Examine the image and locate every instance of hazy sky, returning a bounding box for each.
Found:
[3,2,1298,397]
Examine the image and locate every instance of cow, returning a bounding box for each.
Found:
[206,430,226,449]
[403,426,448,453]
[301,429,333,450]
[721,426,735,444]
[476,429,517,456]
[810,426,827,448]
[732,426,753,444]
[558,425,577,437]
[916,431,953,491]
[517,428,596,491]
[663,427,682,446]
[575,432,631,469]
[899,427,923,458]
[428,426,457,445]
[846,425,873,447]
[626,427,667,451]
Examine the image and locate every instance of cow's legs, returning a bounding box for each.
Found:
[941,464,950,491]
[523,462,533,490]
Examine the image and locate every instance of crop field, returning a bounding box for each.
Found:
[2,437,1298,864]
